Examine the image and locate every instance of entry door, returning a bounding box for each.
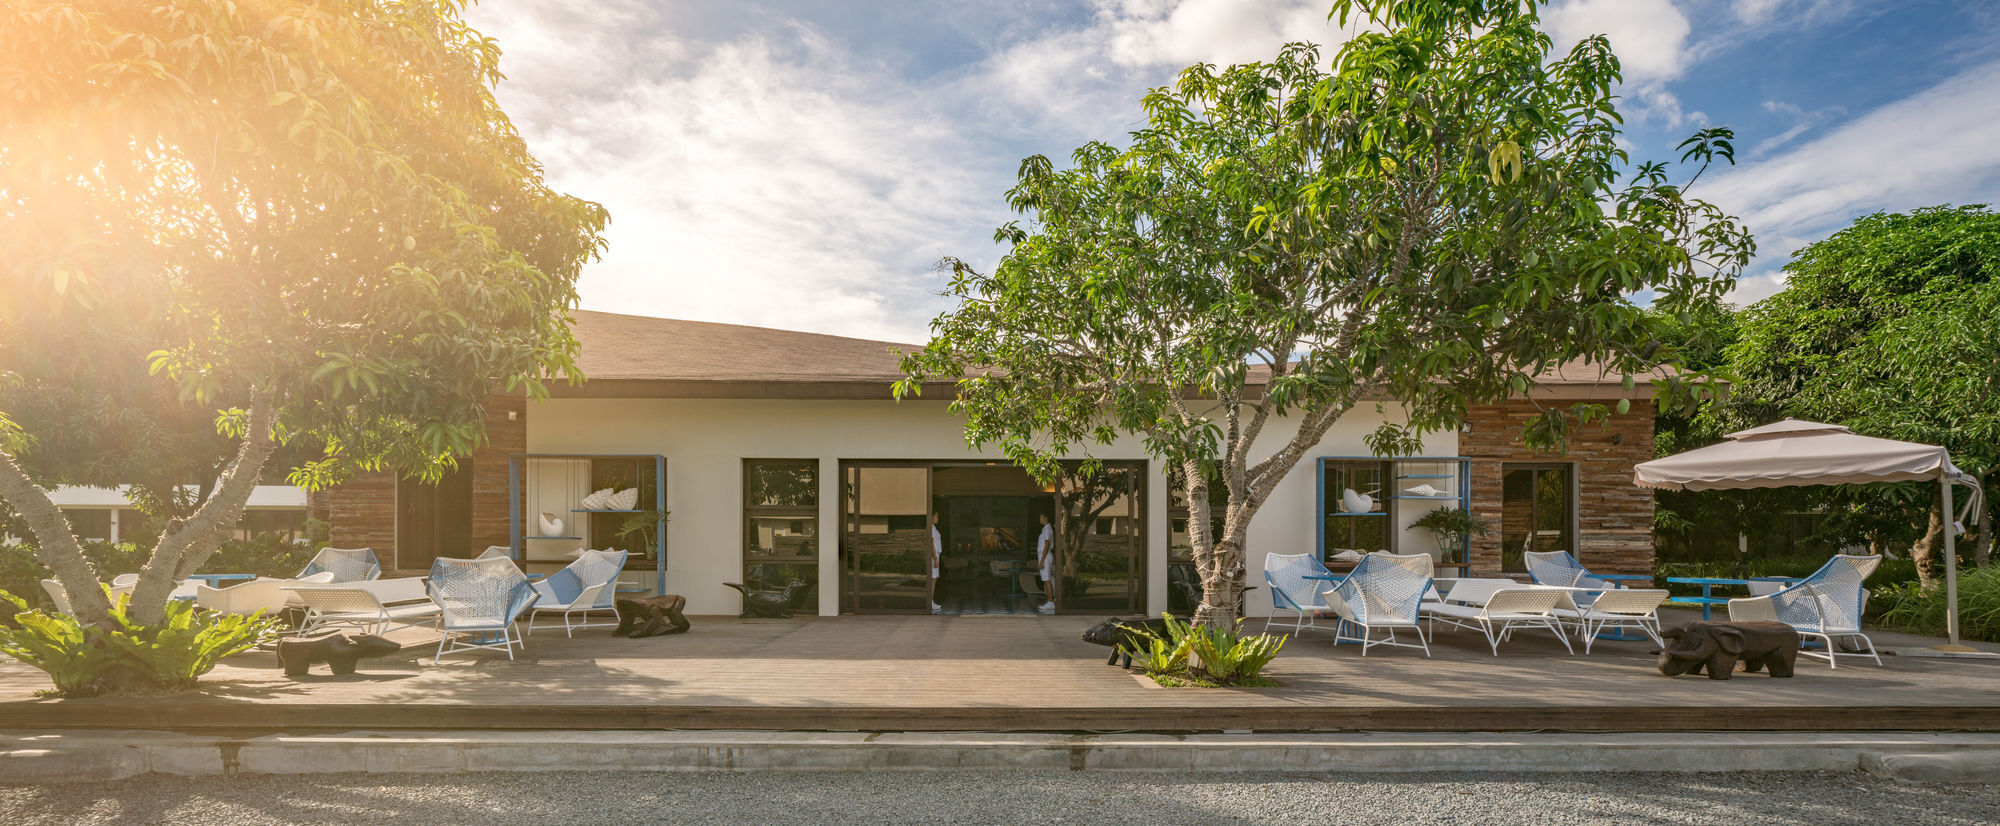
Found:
[396,461,475,572]
[842,464,931,613]
[1501,463,1574,572]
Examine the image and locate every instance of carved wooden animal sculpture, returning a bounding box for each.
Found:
[276,632,403,677]
[614,595,691,638]
[1658,621,1800,680]
[723,580,805,618]
[1081,617,1173,668]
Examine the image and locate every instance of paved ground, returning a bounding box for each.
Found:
[4,769,1999,825]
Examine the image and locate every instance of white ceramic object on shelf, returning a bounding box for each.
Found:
[578,488,614,510]
[538,512,566,538]
[1403,484,1450,499]
[607,488,639,510]
[1339,488,1376,514]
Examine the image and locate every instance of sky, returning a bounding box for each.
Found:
[465,0,2000,344]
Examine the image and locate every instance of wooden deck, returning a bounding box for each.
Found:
[3,611,1997,733]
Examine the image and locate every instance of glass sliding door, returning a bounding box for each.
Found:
[744,460,819,612]
[842,463,933,613]
[1056,461,1145,614]
[1501,463,1574,572]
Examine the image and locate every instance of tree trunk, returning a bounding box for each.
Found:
[0,450,113,626]
[1977,473,1994,568]
[1193,535,1246,628]
[1910,489,1946,591]
[127,398,279,625]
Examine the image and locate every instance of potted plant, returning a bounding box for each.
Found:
[1411,506,1491,564]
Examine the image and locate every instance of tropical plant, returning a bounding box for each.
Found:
[1722,205,2000,585]
[898,0,1750,625]
[616,509,672,554]
[0,0,609,629]
[0,590,274,697]
[1410,507,1492,563]
[1872,566,2000,643]
[1120,617,1191,674]
[1121,614,1287,686]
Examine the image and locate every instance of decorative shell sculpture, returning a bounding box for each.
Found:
[607,488,639,510]
[1339,488,1377,514]
[538,512,566,538]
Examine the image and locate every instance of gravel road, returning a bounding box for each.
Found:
[6,769,1997,825]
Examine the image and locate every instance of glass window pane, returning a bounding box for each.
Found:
[743,460,820,612]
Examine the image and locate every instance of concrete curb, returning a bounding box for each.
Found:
[6,731,2000,782]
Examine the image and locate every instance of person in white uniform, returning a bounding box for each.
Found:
[929,511,943,614]
[1035,513,1056,613]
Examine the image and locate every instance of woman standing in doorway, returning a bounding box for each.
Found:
[929,511,943,614]
[1036,512,1056,613]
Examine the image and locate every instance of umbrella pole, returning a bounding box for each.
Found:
[1943,474,1960,647]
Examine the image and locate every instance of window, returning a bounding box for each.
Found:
[235,510,306,542]
[1501,463,1574,572]
[745,460,819,609]
[63,509,112,543]
[1319,459,1393,559]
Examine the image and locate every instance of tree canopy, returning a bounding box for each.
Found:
[1722,205,2000,579]
[899,0,1751,624]
[0,0,608,626]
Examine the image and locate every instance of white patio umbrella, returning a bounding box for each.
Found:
[1634,419,1986,647]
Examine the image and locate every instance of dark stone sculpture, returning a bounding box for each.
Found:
[614,595,691,638]
[1081,617,1173,668]
[1658,621,1800,680]
[276,632,402,677]
[724,580,806,618]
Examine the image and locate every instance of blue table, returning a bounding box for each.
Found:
[1665,576,1801,620]
[185,573,255,586]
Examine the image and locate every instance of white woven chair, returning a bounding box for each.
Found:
[1423,587,1575,656]
[298,547,381,583]
[529,549,629,637]
[429,557,539,662]
[1322,552,1433,656]
[477,546,514,560]
[1553,588,1669,653]
[1523,550,1625,608]
[1729,554,1883,668]
[110,573,139,588]
[1262,552,1337,635]
[38,579,73,615]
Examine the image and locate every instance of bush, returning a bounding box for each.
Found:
[1869,567,2000,644]
[0,530,322,624]
[0,589,274,697]
[1122,614,1286,687]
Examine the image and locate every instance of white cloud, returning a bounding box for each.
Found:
[1726,271,1789,308]
[1542,0,1693,84]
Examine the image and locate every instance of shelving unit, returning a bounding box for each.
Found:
[1316,455,1472,573]
[509,453,669,596]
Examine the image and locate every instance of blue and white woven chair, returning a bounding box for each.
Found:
[1729,554,1883,668]
[298,547,381,583]
[1523,549,1623,608]
[428,556,539,663]
[529,549,629,637]
[1322,552,1434,656]
[1262,552,1337,636]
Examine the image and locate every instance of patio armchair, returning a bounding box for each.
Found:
[298,547,382,583]
[39,579,73,615]
[1321,552,1434,656]
[286,577,440,636]
[1422,587,1575,656]
[528,548,629,637]
[477,546,515,560]
[429,556,539,663]
[111,573,139,588]
[1728,554,1883,668]
[1551,588,1670,654]
[1262,552,1337,636]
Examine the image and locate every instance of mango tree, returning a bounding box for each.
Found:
[0,0,608,628]
[898,0,1751,625]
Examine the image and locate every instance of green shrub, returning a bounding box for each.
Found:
[0,589,275,697]
[0,531,321,624]
[1869,567,2000,644]
[1122,614,1286,687]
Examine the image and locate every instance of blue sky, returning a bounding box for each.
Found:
[468,0,2000,343]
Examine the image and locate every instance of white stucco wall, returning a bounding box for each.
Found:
[526,397,1456,617]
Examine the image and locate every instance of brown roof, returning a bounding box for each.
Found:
[560,310,1655,400]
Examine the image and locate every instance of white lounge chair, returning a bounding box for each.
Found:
[1262,552,1337,636]
[1729,554,1883,668]
[1554,588,1669,653]
[285,577,440,635]
[1423,586,1575,656]
[429,557,538,663]
[1322,552,1433,656]
[529,549,628,637]
[298,547,381,583]
[194,577,296,616]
